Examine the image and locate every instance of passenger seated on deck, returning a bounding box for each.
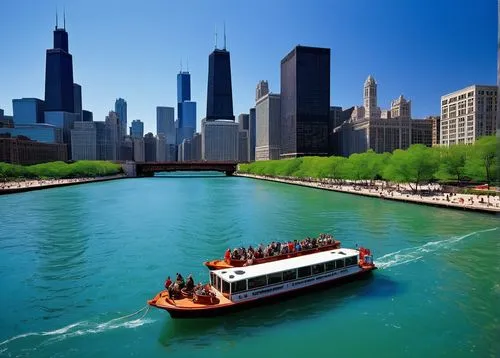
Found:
[224,248,231,262]
[185,275,195,291]
[164,276,172,290]
[176,273,185,290]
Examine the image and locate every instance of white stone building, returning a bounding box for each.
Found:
[440,85,497,146]
[255,93,281,160]
[201,119,239,161]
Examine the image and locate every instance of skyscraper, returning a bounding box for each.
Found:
[256,80,269,102]
[177,71,191,127]
[115,98,127,139]
[280,45,330,158]
[156,107,175,141]
[44,16,74,113]
[73,83,82,120]
[130,119,144,139]
[249,107,256,161]
[256,93,281,160]
[206,49,234,121]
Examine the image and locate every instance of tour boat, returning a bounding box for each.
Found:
[204,239,341,270]
[148,247,375,318]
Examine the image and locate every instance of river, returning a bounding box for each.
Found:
[0,173,498,357]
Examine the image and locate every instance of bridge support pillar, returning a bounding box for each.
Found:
[225,171,234,176]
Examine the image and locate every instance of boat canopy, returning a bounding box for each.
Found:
[211,248,359,283]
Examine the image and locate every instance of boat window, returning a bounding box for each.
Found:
[222,280,230,294]
[267,272,283,285]
[231,280,247,293]
[325,261,335,271]
[345,256,358,266]
[282,269,297,281]
[218,277,223,291]
[312,264,325,275]
[248,275,267,289]
[336,259,345,269]
[297,266,312,278]
[210,272,215,285]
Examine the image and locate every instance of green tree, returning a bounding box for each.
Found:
[438,144,469,185]
[383,144,438,192]
[466,136,498,189]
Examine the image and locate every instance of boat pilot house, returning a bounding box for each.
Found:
[209,248,361,302]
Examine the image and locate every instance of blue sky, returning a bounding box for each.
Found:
[0,0,497,134]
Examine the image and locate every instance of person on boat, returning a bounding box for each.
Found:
[224,248,231,262]
[176,273,185,290]
[164,276,172,290]
[185,274,195,292]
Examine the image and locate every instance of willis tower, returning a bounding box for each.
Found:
[44,14,74,113]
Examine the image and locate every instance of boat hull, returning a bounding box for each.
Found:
[152,267,375,318]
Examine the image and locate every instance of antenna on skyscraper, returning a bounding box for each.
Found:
[63,7,66,30]
[187,58,189,72]
[223,21,226,50]
[180,59,183,72]
[214,24,218,49]
[55,9,58,29]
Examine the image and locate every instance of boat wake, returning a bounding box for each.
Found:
[375,227,498,269]
[0,305,154,352]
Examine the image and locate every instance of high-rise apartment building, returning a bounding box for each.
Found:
[440,85,497,145]
[44,20,74,113]
[429,116,441,146]
[130,119,144,139]
[144,132,156,162]
[256,93,281,160]
[115,98,127,139]
[280,45,330,158]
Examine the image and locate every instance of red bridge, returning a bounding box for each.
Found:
[128,161,238,177]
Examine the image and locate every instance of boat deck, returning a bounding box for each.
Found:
[150,290,233,310]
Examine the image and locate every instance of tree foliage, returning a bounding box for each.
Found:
[0,161,122,180]
[238,135,497,190]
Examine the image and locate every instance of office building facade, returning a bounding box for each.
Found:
[130,119,144,139]
[0,138,67,164]
[156,134,166,161]
[206,49,234,121]
[82,110,93,122]
[249,107,256,161]
[280,45,330,158]
[115,98,127,139]
[256,80,269,102]
[44,111,77,158]
[133,137,145,162]
[440,85,497,145]
[144,132,156,162]
[71,121,96,160]
[44,23,74,113]
[201,119,238,161]
[73,83,82,121]
[256,93,281,160]
[13,98,45,125]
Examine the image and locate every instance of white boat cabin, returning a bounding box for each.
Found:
[209,248,360,301]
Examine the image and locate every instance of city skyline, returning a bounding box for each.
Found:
[0,0,497,134]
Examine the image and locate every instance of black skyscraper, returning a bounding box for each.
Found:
[206,49,234,121]
[280,45,330,158]
[44,19,74,113]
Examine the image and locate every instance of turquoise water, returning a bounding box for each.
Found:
[0,174,499,357]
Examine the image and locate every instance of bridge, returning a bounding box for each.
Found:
[122,161,238,177]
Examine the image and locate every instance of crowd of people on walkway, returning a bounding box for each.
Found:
[0,177,99,190]
[224,233,338,263]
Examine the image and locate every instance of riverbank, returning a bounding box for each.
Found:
[236,173,500,214]
[0,174,126,195]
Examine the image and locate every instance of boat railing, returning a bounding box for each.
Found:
[227,241,341,266]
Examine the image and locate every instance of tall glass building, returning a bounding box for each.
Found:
[177,72,191,127]
[280,45,330,158]
[115,98,127,139]
[130,120,144,139]
[206,49,234,121]
[44,23,74,113]
[12,98,45,125]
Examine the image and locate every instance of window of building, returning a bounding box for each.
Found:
[283,269,297,281]
[248,275,267,289]
[297,266,312,278]
[231,280,247,293]
[267,272,283,285]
